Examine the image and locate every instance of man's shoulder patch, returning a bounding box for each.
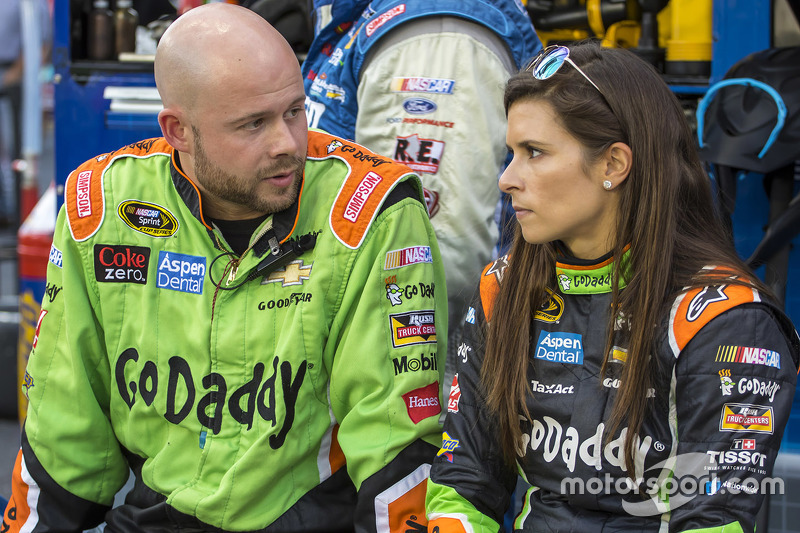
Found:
[308,131,420,249]
[65,138,172,242]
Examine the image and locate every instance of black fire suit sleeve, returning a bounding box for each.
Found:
[669,304,799,533]
[427,289,518,529]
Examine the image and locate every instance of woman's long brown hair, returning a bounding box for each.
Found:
[482,42,773,474]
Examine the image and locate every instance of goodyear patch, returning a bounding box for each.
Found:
[719,403,774,434]
[118,200,179,238]
[390,310,436,348]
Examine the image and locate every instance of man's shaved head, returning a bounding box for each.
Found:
[154,3,298,114]
[153,3,308,220]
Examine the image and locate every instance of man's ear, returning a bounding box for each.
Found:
[602,141,632,188]
[158,108,191,153]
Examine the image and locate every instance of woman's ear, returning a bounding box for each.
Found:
[158,107,191,153]
[601,142,633,189]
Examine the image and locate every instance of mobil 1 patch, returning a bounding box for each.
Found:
[157,251,206,295]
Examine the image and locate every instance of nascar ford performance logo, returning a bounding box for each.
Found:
[402,97,437,115]
[535,331,584,365]
[157,251,206,294]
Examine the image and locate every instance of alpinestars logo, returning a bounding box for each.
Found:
[687,285,728,321]
[485,255,509,283]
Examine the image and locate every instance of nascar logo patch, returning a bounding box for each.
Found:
[384,246,432,270]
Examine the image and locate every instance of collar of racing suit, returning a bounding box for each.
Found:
[554,244,632,295]
[309,0,369,36]
[168,148,303,258]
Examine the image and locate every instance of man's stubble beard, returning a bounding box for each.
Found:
[192,129,304,216]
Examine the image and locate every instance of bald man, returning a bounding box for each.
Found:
[2,4,447,532]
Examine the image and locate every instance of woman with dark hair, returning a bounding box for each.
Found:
[425,41,799,532]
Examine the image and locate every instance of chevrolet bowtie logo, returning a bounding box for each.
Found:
[262,260,313,287]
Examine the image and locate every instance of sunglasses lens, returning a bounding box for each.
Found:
[532,47,569,80]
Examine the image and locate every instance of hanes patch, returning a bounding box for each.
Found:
[402,381,440,424]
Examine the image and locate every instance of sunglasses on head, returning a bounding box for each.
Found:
[525,45,605,96]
